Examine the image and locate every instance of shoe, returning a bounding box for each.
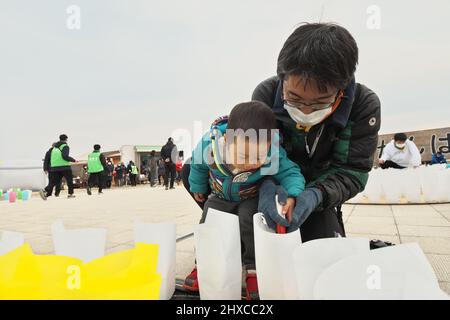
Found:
[98,191,103,195]
[370,239,395,249]
[170,187,175,189]
[165,186,168,190]
[67,194,76,199]
[245,271,259,300]
[87,187,92,195]
[183,267,199,292]
[39,189,47,201]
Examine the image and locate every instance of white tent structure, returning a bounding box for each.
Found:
[0,162,47,191]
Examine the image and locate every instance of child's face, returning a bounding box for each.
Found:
[225,135,269,172]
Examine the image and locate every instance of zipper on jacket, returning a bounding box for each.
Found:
[226,177,233,201]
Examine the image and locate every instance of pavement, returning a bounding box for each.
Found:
[0,185,449,295]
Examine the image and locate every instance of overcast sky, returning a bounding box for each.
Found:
[1,0,449,163]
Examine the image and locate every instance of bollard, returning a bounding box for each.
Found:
[22,190,29,201]
[9,192,17,203]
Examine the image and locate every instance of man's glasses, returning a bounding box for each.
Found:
[284,90,344,111]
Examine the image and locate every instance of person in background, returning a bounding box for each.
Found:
[157,158,165,186]
[141,163,149,184]
[87,144,108,195]
[40,134,77,200]
[128,160,138,186]
[104,158,114,188]
[175,158,183,186]
[115,162,126,186]
[147,150,158,187]
[378,133,422,169]
[431,151,447,165]
[160,137,178,190]
[42,142,62,197]
[82,164,89,188]
[112,168,116,186]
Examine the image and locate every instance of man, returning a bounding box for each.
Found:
[181,23,381,298]
[147,150,158,187]
[42,143,61,197]
[115,162,125,186]
[175,158,183,186]
[431,151,447,165]
[127,160,138,186]
[379,133,421,169]
[40,134,77,199]
[104,158,114,188]
[157,158,165,186]
[87,144,108,195]
[160,137,178,190]
[82,165,89,188]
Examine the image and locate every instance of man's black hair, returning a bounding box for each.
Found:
[277,22,358,92]
[94,144,101,151]
[59,134,68,141]
[227,101,277,140]
[394,133,408,142]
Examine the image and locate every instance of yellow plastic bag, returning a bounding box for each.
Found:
[0,244,43,299]
[0,243,161,300]
[76,242,161,300]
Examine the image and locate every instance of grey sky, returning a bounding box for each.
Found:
[1,0,449,162]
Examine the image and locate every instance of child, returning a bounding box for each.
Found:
[184,101,305,300]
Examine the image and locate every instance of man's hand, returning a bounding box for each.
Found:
[258,179,290,230]
[287,188,323,233]
[193,193,206,203]
[44,171,48,175]
[378,159,385,165]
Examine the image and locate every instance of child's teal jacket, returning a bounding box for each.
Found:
[189,119,305,202]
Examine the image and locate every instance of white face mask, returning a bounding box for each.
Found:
[284,104,333,127]
[395,142,406,150]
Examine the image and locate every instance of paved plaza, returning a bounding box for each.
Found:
[1,185,449,295]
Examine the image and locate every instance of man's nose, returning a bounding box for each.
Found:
[299,106,315,114]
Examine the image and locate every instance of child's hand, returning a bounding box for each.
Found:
[193,193,206,203]
[282,197,296,223]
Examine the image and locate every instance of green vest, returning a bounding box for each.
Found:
[88,151,104,173]
[131,165,138,175]
[50,144,71,168]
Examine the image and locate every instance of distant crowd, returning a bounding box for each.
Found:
[40,135,183,200]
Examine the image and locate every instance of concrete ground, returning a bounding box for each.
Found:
[1,185,449,296]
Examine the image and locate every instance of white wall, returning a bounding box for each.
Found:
[120,145,136,165]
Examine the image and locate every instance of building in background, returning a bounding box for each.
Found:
[120,145,161,168]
